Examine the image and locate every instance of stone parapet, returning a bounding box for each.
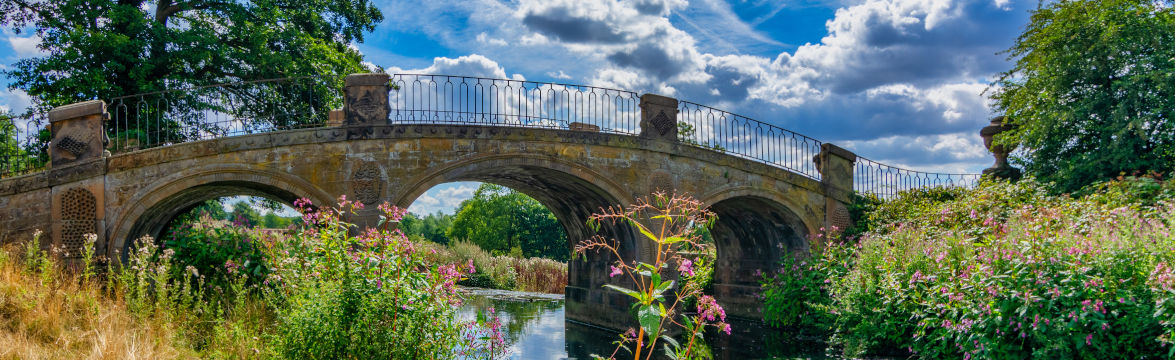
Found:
[344,73,390,126]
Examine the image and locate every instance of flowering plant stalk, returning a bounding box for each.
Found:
[577,192,729,360]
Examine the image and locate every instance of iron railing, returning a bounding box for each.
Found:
[106,76,341,153]
[677,101,824,180]
[0,113,49,179]
[854,157,982,199]
[1,74,984,197]
[389,74,641,135]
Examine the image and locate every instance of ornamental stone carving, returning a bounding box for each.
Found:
[60,187,97,257]
[344,73,390,126]
[351,162,383,205]
[639,94,678,141]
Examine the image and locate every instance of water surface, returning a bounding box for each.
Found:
[458,288,830,359]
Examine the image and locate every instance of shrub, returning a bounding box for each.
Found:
[764,178,1175,358]
[165,215,273,290]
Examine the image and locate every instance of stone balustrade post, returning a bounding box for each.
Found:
[343,73,390,126]
[47,100,109,258]
[639,94,678,141]
[815,143,856,235]
[48,100,108,167]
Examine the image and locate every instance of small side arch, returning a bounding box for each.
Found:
[699,186,818,320]
[108,164,333,258]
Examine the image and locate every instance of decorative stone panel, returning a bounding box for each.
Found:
[344,73,390,126]
[351,162,383,205]
[48,100,108,167]
[639,94,678,141]
[60,187,97,257]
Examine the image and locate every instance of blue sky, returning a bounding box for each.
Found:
[1,0,1036,215]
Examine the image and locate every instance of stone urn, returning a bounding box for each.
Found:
[980,116,1021,181]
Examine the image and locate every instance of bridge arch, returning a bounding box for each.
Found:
[700,187,816,319]
[393,153,642,329]
[108,165,334,258]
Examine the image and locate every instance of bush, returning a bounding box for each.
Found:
[165,215,273,290]
[763,178,1175,359]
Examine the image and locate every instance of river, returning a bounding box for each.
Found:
[457,288,830,359]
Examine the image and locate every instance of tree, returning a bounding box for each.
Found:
[447,184,570,261]
[401,211,455,245]
[990,0,1175,193]
[228,200,262,227]
[1,0,382,141]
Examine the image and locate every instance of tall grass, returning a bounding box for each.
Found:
[0,232,194,359]
[0,198,508,359]
[418,239,568,294]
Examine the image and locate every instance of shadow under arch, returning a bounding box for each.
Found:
[393,154,641,330]
[108,167,333,259]
[701,188,814,320]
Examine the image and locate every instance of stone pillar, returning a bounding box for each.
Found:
[639,94,678,141]
[47,101,109,258]
[815,143,856,235]
[980,116,1022,181]
[343,73,390,126]
[48,100,108,167]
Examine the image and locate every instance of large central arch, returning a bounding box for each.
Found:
[393,154,643,329]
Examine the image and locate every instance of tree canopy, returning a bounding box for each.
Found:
[990,0,1175,193]
[447,184,569,261]
[1,0,382,115]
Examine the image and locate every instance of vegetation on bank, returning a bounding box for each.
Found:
[762,176,1175,358]
[1,198,507,359]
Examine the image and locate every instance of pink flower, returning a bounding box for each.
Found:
[678,259,695,277]
[721,322,731,335]
[609,265,622,278]
[1086,333,1093,345]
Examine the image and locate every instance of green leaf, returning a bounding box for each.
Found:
[638,304,662,342]
[604,284,643,300]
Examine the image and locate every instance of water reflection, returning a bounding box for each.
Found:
[457,288,830,359]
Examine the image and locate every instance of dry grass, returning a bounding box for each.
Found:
[0,247,194,360]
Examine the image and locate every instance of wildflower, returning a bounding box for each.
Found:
[1086,333,1093,345]
[678,259,695,277]
[609,265,622,278]
[721,322,731,335]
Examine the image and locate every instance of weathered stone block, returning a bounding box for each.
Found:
[48,100,108,168]
[344,73,390,126]
[639,93,678,141]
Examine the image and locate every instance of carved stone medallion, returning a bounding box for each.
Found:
[351,162,383,205]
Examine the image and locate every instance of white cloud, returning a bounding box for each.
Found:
[372,0,1031,173]
[476,32,509,46]
[387,54,525,80]
[408,182,480,215]
[547,70,573,80]
[6,33,42,57]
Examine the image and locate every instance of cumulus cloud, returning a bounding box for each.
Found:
[5,33,42,57]
[387,54,524,80]
[408,183,479,215]
[503,0,1030,172]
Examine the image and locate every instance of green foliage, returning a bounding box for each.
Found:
[165,215,271,290]
[578,193,728,360]
[990,0,1175,193]
[400,211,454,245]
[448,184,570,261]
[762,178,1175,358]
[1,0,381,139]
[760,236,852,334]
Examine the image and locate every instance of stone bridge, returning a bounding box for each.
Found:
[0,73,860,331]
